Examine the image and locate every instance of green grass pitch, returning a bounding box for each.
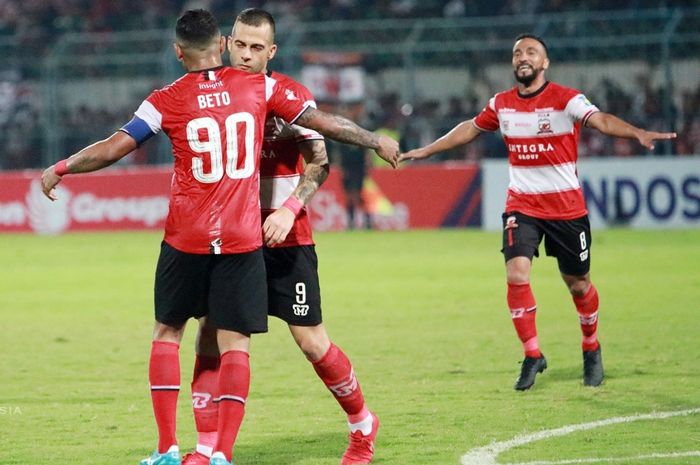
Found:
[1,229,699,465]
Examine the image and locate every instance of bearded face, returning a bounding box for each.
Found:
[511,37,549,88]
[513,62,543,87]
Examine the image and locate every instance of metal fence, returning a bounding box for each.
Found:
[1,7,698,169]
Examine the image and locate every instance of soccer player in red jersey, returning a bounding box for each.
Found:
[40,9,397,465]
[183,9,379,465]
[400,34,676,391]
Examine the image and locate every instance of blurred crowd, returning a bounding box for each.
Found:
[1,0,693,40]
[2,66,698,170]
[0,0,698,169]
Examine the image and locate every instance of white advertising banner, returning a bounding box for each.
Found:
[482,157,700,230]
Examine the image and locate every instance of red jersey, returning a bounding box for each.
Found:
[133,66,310,254]
[473,81,599,220]
[260,72,323,247]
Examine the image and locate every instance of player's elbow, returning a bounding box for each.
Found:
[300,109,340,139]
[104,132,137,163]
[314,117,341,139]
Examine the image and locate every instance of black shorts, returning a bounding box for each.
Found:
[263,245,322,326]
[154,241,268,334]
[501,211,592,276]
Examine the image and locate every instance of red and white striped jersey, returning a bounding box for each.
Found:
[260,71,323,247]
[473,81,599,220]
[133,66,310,254]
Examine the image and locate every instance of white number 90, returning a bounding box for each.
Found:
[187,112,255,183]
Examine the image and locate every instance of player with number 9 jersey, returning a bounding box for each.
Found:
[128,66,310,254]
[259,71,323,248]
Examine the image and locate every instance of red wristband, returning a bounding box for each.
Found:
[54,159,70,176]
[282,195,303,217]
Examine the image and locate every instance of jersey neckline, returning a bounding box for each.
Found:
[187,65,226,75]
[517,81,550,99]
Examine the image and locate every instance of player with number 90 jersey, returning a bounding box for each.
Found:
[125,66,310,254]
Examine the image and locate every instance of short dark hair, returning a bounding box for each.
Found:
[235,8,276,37]
[514,33,548,54]
[176,9,221,49]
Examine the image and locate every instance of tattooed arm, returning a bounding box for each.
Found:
[399,119,481,162]
[263,138,330,246]
[292,139,330,204]
[41,131,137,200]
[296,107,399,168]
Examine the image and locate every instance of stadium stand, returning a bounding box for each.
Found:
[0,1,698,169]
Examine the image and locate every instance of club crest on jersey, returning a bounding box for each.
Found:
[537,114,553,134]
[285,89,299,101]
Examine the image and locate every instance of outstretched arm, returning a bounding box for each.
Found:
[585,112,676,150]
[399,119,482,162]
[262,139,330,246]
[296,107,399,168]
[41,131,137,200]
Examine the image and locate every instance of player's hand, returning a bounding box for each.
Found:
[41,166,62,201]
[399,147,431,162]
[637,130,677,150]
[263,207,296,246]
[374,134,399,169]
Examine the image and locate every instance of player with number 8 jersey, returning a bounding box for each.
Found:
[133,66,309,254]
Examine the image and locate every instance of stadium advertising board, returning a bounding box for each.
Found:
[481,157,700,230]
[0,167,171,234]
[0,164,481,234]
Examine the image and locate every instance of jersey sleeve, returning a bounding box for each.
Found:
[133,94,164,135]
[120,115,156,145]
[291,101,324,142]
[565,93,600,126]
[288,81,323,142]
[472,96,499,132]
[265,75,313,125]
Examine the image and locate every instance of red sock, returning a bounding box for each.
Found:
[191,355,220,456]
[507,282,541,358]
[312,343,367,422]
[574,283,600,352]
[213,350,250,462]
[149,341,180,453]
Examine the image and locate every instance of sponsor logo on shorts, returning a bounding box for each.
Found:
[292,304,309,316]
[580,250,589,261]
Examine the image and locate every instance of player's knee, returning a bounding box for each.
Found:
[295,332,331,361]
[153,321,185,342]
[568,280,590,298]
[506,269,529,285]
[196,322,219,358]
[506,257,531,284]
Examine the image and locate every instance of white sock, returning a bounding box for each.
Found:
[196,444,213,457]
[348,412,373,436]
